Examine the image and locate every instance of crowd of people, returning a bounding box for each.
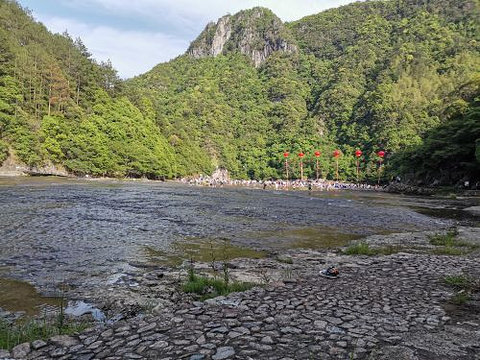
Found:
[179,176,384,191]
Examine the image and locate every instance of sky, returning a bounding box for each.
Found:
[17,0,361,79]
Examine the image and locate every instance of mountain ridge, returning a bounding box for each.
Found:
[187,7,298,67]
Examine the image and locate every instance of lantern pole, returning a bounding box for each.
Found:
[285,158,289,183]
[356,160,360,183]
[355,150,362,184]
[333,150,340,182]
[377,159,382,185]
[298,152,305,181]
[377,150,385,185]
[336,158,339,182]
[314,150,321,181]
[283,152,289,189]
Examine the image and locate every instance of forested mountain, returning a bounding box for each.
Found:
[0,0,479,184]
[0,0,175,178]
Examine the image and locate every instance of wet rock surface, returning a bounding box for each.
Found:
[1,178,463,309]
[3,229,479,360]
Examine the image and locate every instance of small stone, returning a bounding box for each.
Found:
[87,340,103,350]
[83,336,98,346]
[325,316,343,325]
[212,346,235,360]
[190,355,206,360]
[196,335,206,345]
[101,329,114,338]
[151,340,169,349]
[328,346,345,355]
[49,347,67,358]
[249,342,273,351]
[210,326,229,334]
[261,336,274,344]
[138,322,157,333]
[11,342,30,358]
[31,339,48,350]
[50,335,79,348]
[77,354,95,360]
[313,320,327,329]
[280,326,302,334]
[124,353,143,359]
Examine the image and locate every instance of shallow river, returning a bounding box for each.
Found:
[0,177,478,311]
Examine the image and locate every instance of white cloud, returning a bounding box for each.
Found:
[72,0,359,21]
[37,16,188,78]
[29,1,363,78]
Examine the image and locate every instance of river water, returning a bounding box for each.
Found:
[0,177,478,311]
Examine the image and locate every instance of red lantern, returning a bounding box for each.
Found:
[377,150,385,158]
[283,152,289,158]
[333,149,340,158]
[299,152,305,158]
[314,151,321,157]
[355,150,362,158]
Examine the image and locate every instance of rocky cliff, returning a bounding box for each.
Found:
[187,7,297,67]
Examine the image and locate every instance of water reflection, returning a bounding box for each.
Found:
[0,278,60,317]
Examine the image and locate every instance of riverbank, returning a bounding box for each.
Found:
[2,227,479,359]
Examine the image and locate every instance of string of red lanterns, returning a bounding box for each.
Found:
[280,148,385,183]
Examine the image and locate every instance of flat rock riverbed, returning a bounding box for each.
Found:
[2,228,480,360]
[0,177,479,359]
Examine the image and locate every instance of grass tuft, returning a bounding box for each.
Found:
[344,242,377,256]
[443,273,480,306]
[433,247,465,255]
[429,227,477,256]
[0,318,88,351]
[182,274,254,300]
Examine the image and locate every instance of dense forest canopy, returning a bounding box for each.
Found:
[0,0,478,185]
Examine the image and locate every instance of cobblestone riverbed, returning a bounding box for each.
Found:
[2,228,479,360]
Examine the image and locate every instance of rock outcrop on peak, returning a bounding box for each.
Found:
[187,7,297,67]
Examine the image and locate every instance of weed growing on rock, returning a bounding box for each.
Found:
[182,274,254,301]
[429,228,477,255]
[281,267,294,280]
[344,242,377,256]
[433,247,465,255]
[452,291,471,305]
[260,269,272,284]
[0,317,88,351]
[344,242,406,256]
[443,273,480,305]
[429,228,461,247]
[444,274,478,290]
